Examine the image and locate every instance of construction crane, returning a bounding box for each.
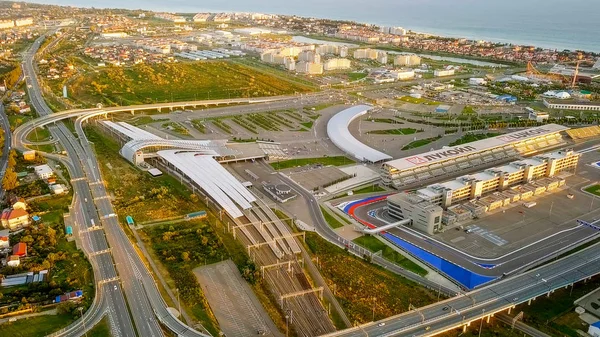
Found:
[526,61,564,82]
[571,52,583,88]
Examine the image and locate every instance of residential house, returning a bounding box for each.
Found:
[12,242,27,257]
[9,195,27,210]
[7,255,20,267]
[1,208,30,230]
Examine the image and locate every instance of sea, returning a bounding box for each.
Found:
[24,0,600,53]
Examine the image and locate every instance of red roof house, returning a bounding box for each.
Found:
[13,242,27,257]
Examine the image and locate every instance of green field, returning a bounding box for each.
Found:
[305,232,437,324]
[353,235,427,276]
[300,121,314,129]
[25,127,52,142]
[88,317,111,337]
[85,127,201,222]
[348,72,367,81]
[270,156,354,170]
[67,61,315,106]
[0,313,74,337]
[585,184,600,196]
[140,220,224,335]
[368,128,421,135]
[365,118,404,124]
[320,206,345,229]
[448,133,500,146]
[397,96,441,105]
[401,136,442,150]
[352,185,386,195]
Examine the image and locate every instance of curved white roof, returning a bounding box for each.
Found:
[327,105,393,163]
[157,150,256,218]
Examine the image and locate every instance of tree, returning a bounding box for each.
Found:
[2,168,18,191]
[7,149,17,169]
[181,251,190,261]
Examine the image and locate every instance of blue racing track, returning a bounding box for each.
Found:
[343,196,498,290]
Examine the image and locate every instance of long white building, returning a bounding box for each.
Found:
[381,124,569,188]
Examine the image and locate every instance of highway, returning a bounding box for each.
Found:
[0,103,11,193]
[274,171,457,297]
[20,34,212,337]
[320,239,600,337]
[20,35,138,337]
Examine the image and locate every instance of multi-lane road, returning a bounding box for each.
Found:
[0,103,11,190]
[322,238,600,337]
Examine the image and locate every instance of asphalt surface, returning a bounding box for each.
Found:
[321,239,600,337]
[348,139,600,282]
[19,35,140,337]
[0,103,11,197]
[272,165,457,297]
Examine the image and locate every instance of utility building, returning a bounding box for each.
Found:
[387,193,443,234]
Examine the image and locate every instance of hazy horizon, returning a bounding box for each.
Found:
[19,0,600,52]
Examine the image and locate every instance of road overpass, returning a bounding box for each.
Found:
[319,239,600,337]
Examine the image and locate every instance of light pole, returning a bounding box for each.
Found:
[176,288,181,317]
[285,314,289,337]
[79,307,87,337]
[478,309,485,337]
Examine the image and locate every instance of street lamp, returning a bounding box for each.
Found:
[79,307,87,337]
[478,309,485,337]
[285,314,289,337]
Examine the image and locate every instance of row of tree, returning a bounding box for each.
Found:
[2,149,18,191]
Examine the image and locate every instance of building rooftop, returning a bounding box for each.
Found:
[327,105,393,163]
[383,124,569,171]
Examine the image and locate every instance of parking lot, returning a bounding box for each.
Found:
[194,260,282,337]
[437,174,600,258]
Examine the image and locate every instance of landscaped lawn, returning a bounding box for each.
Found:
[320,206,345,229]
[25,126,52,142]
[270,156,354,170]
[448,133,500,146]
[353,235,427,276]
[585,185,600,197]
[88,317,111,337]
[348,72,367,81]
[401,136,442,150]
[368,128,421,135]
[0,313,74,337]
[365,118,404,124]
[352,185,386,195]
[397,96,441,105]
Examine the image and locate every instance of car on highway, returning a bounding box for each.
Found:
[442,306,449,311]
[378,322,385,327]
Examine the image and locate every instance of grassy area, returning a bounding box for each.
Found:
[512,276,600,336]
[397,96,441,105]
[401,136,442,150]
[300,121,314,129]
[352,185,386,195]
[448,133,501,146]
[162,122,190,136]
[210,119,233,134]
[129,116,168,126]
[365,118,404,124]
[0,313,74,337]
[353,235,427,276]
[140,220,223,335]
[270,156,354,170]
[191,119,206,133]
[348,72,367,81]
[26,127,52,142]
[307,103,335,111]
[584,184,600,196]
[68,61,315,107]
[88,316,111,337]
[305,232,437,324]
[367,128,421,135]
[85,126,201,223]
[320,206,345,229]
